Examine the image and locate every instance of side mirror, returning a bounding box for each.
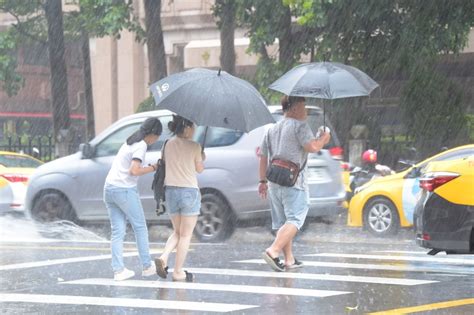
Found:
[404,166,420,179]
[80,143,95,159]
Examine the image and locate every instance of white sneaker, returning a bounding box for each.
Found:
[142,261,156,277]
[114,268,135,281]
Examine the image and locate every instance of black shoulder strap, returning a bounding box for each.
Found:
[161,140,168,161]
[294,123,308,171]
[266,131,272,159]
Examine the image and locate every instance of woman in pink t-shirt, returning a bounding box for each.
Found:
[155,115,205,282]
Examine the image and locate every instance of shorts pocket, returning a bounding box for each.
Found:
[181,189,199,209]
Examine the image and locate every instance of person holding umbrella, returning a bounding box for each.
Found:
[155,115,205,282]
[258,96,330,272]
[103,117,162,281]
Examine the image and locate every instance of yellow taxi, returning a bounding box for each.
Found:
[347,144,474,236]
[414,155,474,254]
[0,151,43,214]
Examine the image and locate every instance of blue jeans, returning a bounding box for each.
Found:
[165,186,201,216]
[268,185,309,230]
[103,184,152,272]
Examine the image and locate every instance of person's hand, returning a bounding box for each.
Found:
[258,182,268,199]
[322,132,331,145]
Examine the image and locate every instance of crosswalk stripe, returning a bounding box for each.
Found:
[0,250,163,271]
[236,259,474,275]
[184,267,437,286]
[0,293,256,312]
[306,253,474,265]
[64,278,351,298]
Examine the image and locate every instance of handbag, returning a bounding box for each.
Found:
[265,132,307,187]
[151,140,168,215]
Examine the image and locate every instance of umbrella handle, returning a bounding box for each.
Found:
[323,102,326,129]
[201,126,208,152]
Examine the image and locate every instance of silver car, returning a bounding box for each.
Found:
[25,106,345,241]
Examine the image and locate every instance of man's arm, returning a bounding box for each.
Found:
[303,132,331,153]
[258,155,268,199]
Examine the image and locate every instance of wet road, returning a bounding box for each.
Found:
[1,215,473,314]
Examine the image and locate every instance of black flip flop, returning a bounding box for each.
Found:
[155,258,168,279]
[173,270,194,282]
[262,251,285,272]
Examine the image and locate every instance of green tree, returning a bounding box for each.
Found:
[0,0,142,147]
[144,0,167,83]
[244,0,474,154]
[213,0,237,75]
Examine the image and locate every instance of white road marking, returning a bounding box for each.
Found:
[64,278,351,298]
[0,293,256,312]
[0,250,163,271]
[306,253,474,265]
[183,267,437,286]
[236,259,474,275]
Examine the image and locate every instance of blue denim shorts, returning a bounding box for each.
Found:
[268,185,309,230]
[165,186,201,216]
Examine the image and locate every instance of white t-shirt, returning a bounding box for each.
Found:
[105,140,147,188]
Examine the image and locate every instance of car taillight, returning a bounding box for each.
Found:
[340,162,351,171]
[419,172,459,192]
[1,174,29,183]
[329,146,344,160]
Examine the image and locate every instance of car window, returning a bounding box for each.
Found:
[95,123,141,157]
[193,126,244,148]
[148,115,174,151]
[0,154,42,168]
[419,148,474,169]
[272,112,339,148]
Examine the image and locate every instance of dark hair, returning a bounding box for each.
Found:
[126,117,162,145]
[168,115,194,136]
[281,95,305,112]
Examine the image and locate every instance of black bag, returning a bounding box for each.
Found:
[151,140,168,215]
[265,132,307,187]
[266,159,302,187]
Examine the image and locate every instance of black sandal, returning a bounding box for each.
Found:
[262,251,285,272]
[155,258,168,279]
[173,270,194,282]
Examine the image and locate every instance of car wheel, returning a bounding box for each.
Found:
[363,197,400,236]
[32,192,77,222]
[194,193,234,242]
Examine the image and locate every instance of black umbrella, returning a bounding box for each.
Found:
[269,62,379,126]
[150,68,274,136]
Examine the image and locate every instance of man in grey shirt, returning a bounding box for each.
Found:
[259,96,330,272]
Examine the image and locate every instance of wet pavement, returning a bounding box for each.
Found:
[1,214,473,314]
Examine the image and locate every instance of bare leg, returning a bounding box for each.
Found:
[282,239,295,266]
[266,223,298,259]
[159,215,181,266]
[173,215,198,279]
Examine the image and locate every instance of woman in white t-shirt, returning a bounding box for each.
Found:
[103,117,162,281]
[155,115,205,282]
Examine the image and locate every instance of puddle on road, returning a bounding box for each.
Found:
[0,215,106,243]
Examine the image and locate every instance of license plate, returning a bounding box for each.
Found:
[308,167,329,183]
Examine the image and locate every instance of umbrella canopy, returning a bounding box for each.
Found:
[150,68,274,132]
[268,62,379,99]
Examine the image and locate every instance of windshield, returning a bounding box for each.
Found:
[0,154,42,168]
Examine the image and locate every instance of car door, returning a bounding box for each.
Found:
[74,122,143,219]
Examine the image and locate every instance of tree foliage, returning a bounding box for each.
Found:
[235,0,474,155]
